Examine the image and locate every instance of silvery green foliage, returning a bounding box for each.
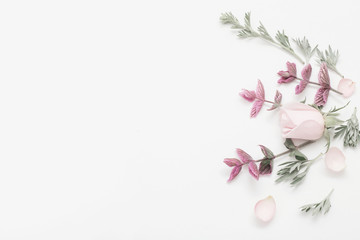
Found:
[335,108,360,147]
[300,189,334,216]
[276,139,320,187]
[220,12,305,64]
[293,37,318,63]
[316,46,343,78]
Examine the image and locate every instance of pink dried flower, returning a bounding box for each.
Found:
[278,62,297,83]
[295,64,312,94]
[250,80,265,118]
[314,63,331,106]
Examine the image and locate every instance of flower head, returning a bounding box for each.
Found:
[278,62,297,83]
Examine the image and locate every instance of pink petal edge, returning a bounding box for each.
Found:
[255,196,276,222]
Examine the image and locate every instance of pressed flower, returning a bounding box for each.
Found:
[255,196,276,222]
[278,62,297,83]
[314,63,331,106]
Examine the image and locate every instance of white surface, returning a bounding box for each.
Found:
[0,0,360,239]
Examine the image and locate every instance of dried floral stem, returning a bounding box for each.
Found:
[254,140,313,163]
[294,77,343,95]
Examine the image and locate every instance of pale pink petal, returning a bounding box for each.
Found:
[228,166,242,182]
[224,158,241,167]
[256,80,265,100]
[236,149,253,164]
[283,119,324,140]
[337,78,356,98]
[255,196,276,222]
[325,147,346,172]
[314,87,330,106]
[239,89,256,102]
[248,161,259,180]
[318,63,330,87]
[250,100,264,118]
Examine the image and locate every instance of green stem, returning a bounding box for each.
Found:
[295,77,343,95]
[254,140,313,162]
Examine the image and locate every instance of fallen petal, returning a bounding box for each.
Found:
[325,147,346,172]
[255,196,276,222]
[239,89,256,102]
[337,78,356,98]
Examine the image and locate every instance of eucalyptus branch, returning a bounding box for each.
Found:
[300,189,334,216]
[220,12,305,64]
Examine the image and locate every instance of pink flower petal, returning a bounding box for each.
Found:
[295,64,312,94]
[224,158,241,167]
[325,147,346,172]
[250,100,264,118]
[337,78,356,98]
[256,80,265,100]
[287,62,297,77]
[228,165,242,182]
[301,64,312,82]
[314,87,330,106]
[236,149,253,164]
[255,196,276,222]
[239,89,256,102]
[318,63,330,87]
[248,161,259,180]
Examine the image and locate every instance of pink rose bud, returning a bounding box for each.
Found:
[337,78,355,98]
[279,103,325,140]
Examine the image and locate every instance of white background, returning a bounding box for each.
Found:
[0,0,360,239]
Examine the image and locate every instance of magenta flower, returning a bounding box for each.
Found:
[239,80,265,118]
[224,148,259,182]
[314,63,331,106]
[277,62,297,83]
[295,64,312,94]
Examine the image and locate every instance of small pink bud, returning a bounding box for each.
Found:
[337,78,355,98]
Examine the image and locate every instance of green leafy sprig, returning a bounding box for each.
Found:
[276,139,320,187]
[317,46,344,78]
[335,108,360,147]
[300,189,334,216]
[220,12,305,64]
